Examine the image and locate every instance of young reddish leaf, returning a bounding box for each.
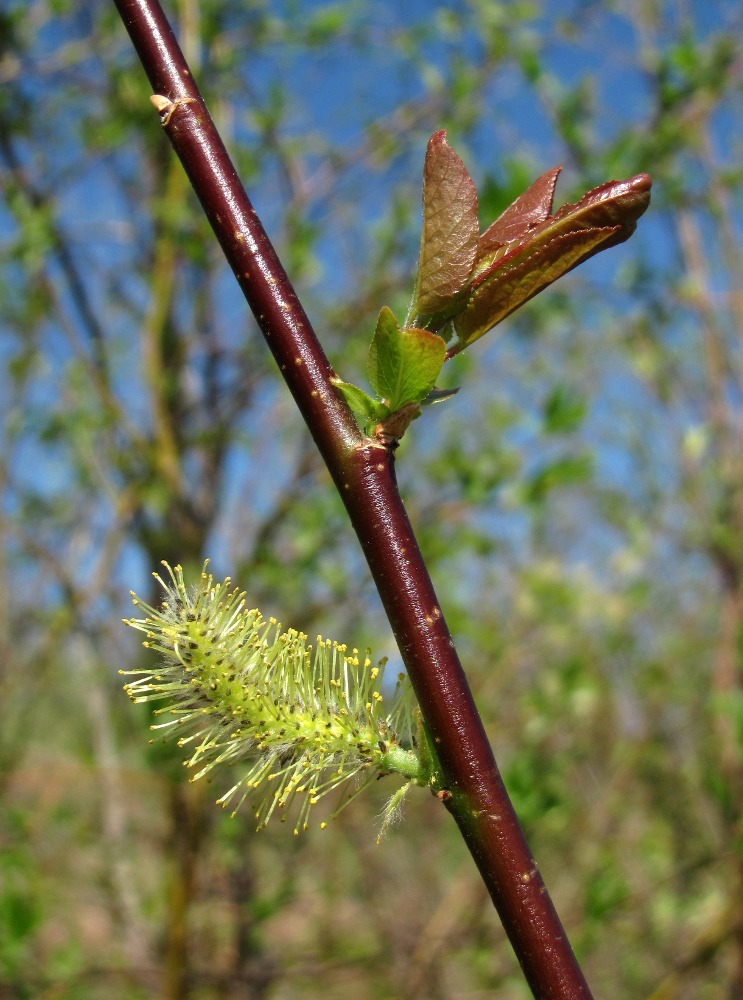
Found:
[452,172,651,351]
[411,131,480,317]
[454,227,619,347]
[550,174,653,236]
[478,166,561,258]
[368,306,447,411]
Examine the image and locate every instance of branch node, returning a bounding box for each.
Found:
[149,94,197,127]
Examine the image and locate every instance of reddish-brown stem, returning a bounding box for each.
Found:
[113,2,594,996]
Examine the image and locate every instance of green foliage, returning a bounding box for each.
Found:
[0,826,41,986]
[333,306,449,438]
[368,307,447,412]
[542,384,588,435]
[522,454,593,505]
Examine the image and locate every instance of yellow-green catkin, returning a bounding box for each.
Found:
[122,562,424,835]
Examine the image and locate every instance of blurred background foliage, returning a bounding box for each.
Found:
[1,0,742,997]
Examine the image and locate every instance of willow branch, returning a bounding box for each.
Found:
[112,2,594,996]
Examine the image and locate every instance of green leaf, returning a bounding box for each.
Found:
[411,131,479,318]
[421,386,460,406]
[542,385,588,434]
[331,378,389,431]
[368,307,447,410]
[523,454,593,504]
